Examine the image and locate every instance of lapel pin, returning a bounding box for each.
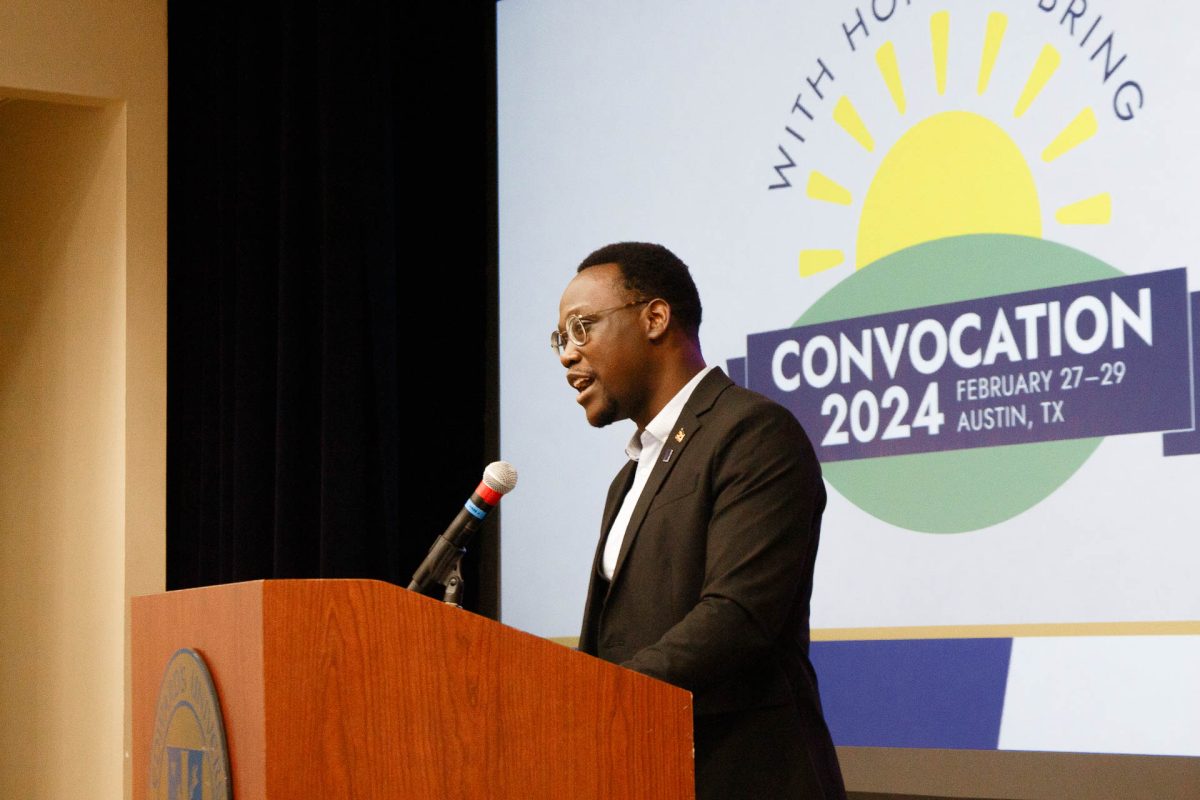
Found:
[662,448,673,463]
[674,428,686,443]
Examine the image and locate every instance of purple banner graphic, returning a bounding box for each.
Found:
[742,269,1198,462]
[1164,290,1200,456]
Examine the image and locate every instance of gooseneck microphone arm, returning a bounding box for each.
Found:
[407,461,517,606]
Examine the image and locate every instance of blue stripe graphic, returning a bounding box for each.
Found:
[810,637,1013,749]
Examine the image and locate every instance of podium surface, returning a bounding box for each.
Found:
[132,579,695,799]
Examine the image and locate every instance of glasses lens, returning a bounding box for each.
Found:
[551,330,564,354]
[568,316,588,347]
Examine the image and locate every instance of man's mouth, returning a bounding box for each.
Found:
[568,372,595,397]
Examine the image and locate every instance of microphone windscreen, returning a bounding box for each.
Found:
[482,460,518,495]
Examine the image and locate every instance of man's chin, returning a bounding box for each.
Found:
[584,402,621,428]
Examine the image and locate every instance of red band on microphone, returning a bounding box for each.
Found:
[476,482,502,506]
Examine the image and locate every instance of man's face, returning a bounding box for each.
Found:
[557,263,649,428]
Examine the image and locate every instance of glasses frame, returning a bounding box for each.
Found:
[551,299,651,356]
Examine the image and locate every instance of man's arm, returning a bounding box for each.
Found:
[621,402,824,692]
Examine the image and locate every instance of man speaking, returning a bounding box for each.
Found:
[554,242,846,799]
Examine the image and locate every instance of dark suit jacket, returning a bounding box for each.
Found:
[579,368,845,800]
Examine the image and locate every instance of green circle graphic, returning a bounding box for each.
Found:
[797,234,1120,533]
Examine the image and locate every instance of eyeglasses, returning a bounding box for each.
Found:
[551,299,650,356]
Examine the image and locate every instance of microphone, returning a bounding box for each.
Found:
[407,461,518,594]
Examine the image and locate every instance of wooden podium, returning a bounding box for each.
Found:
[131,579,695,799]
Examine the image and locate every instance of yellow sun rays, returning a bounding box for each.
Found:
[799,172,853,275]
[978,13,1006,94]
[833,97,875,152]
[1056,193,1112,225]
[1042,108,1098,162]
[1014,45,1061,118]
[800,10,1111,277]
[931,11,950,95]
[807,171,853,206]
[799,250,846,277]
[876,42,906,114]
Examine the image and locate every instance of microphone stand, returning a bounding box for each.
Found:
[407,534,468,608]
[442,555,465,608]
[408,461,518,608]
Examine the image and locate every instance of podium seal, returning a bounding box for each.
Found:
[148,648,232,800]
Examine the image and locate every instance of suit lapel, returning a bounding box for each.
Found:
[599,461,637,546]
[607,368,731,592]
[579,460,638,652]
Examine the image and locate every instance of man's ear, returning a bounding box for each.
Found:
[644,298,671,342]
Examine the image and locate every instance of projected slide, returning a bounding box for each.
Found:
[498,0,1200,757]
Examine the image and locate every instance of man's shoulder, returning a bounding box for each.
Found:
[705,373,799,424]
[695,373,814,446]
[694,372,824,488]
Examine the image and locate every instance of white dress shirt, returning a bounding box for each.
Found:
[600,365,716,579]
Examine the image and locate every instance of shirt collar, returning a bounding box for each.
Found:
[624,366,715,461]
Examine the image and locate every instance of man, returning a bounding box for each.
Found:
[554,242,846,799]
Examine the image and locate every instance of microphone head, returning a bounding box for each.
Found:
[482,461,518,495]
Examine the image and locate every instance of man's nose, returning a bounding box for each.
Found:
[558,338,581,368]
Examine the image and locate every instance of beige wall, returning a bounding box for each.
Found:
[0,98,127,797]
[0,2,166,798]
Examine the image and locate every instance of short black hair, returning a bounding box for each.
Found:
[577,242,703,338]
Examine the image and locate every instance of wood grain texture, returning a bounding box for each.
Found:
[262,580,694,799]
[133,580,694,799]
[131,580,266,800]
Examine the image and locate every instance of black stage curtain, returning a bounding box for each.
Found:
[166,2,500,615]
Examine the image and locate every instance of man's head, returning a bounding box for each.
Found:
[577,242,702,340]
[555,242,705,428]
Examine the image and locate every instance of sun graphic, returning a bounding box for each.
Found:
[798,10,1112,278]
[781,9,1133,534]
